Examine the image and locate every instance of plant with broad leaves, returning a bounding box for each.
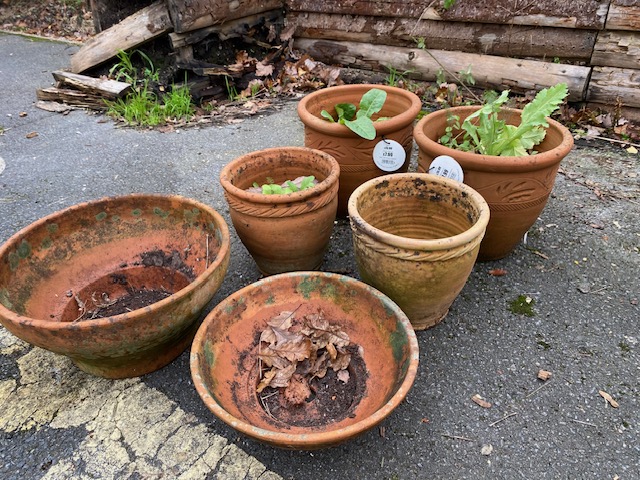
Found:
[440,83,569,156]
[250,175,317,194]
[320,88,389,140]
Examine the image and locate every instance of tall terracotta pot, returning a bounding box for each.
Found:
[220,147,339,275]
[414,106,574,261]
[298,85,422,216]
[348,173,490,330]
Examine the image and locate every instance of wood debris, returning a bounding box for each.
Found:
[537,369,553,381]
[471,394,492,409]
[599,390,619,408]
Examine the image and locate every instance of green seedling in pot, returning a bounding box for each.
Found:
[440,83,569,156]
[251,176,317,195]
[321,88,389,141]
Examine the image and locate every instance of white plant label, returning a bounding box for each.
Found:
[373,139,406,172]
[428,155,464,182]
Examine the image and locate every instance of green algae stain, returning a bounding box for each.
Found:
[0,289,13,310]
[17,240,31,259]
[132,208,142,217]
[8,252,19,271]
[204,341,215,367]
[297,276,324,299]
[41,237,52,249]
[111,215,120,223]
[46,223,58,234]
[389,323,408,364]
[95,212,108,221]
[320,283,337,300]
[265,294,275,305]
[184,208,201,225]
[154,207,169,218]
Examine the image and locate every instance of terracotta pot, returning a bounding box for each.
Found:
[348,173,490,330]
[414,106,574,261]
[220,146,339,275]
[0,194,230,378]
[297,84,422,216]
[190,271,419,450]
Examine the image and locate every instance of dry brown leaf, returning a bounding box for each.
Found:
[283,373,311,405]
[599,390,619,408]
[26,131,38,139]
[471,394,492,408]
[269,363,297,388]
[255,61,274,77]
[537,369,552,381]
[489,268,507,276]
[256,368,278,393]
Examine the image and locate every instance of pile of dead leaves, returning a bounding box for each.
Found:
[257,308,354,407]
[0,0,94,42]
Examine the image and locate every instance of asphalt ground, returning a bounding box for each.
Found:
[1,33,639,479]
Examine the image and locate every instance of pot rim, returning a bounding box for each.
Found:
[413,106,574,173]
[219,146,340,205]
[348,173,490,252]
[0,193,231,331]
[297,84,423,138]
[190,271,420,449]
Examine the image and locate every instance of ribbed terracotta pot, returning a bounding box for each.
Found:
[220,147,339,275]
[297,84,422,216]
[414,106,574,261]
[348,173,490,330]
[0,194,230,378]
[190,271,419,450]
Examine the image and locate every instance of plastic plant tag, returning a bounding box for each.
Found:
[373,139,406,172]
[428,155,464,182]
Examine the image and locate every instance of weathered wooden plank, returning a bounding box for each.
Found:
[586,102,640,122]
[70,1,173,73]
[169,9,283,48]
[288,12,597,61]
[592,31,640,69]
[52,71,132,99]
[36,87,108,110]
[287,0,608,29]
[605,1,640,30]
[587,66,640,108]
[294,38,590,101]
[166,0,284,33]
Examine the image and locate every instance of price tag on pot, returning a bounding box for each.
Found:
[373,139,406,172]
[428,155,464,182]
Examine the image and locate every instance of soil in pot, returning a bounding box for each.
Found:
[59,248,196,322]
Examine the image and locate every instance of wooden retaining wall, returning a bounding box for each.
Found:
[86,0,640,117]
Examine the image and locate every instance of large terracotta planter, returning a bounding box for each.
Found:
[348,173,490,330]
[414,106,574,261]
[190,271,419,450]
[297,84,422,216]
[220,146,339,275]
[0,194,230,378]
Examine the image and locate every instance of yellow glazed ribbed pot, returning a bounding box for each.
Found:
[348,173,490,330]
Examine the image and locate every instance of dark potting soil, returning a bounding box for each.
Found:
[82,288,171,319]
[258,346,368,428]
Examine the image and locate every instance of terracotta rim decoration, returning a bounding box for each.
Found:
[0,194,231,378]
[414,106,574,261]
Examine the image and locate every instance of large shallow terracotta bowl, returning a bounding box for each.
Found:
[0,194,230,378]
[190,271,419,450]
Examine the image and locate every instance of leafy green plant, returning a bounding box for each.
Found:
[440,83,569,156]
[107,85,163,126]
[320,88,388,140]
[252,176,316,195]
[163,83,195,120]
[109,49,159,84]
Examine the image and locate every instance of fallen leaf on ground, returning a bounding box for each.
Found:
[481,444,493,455]
[626,146,638,154]
[471,394,492,408]
[488,268,507,276]
[599,390,619,408]
[26,131,38,138]
[537,369,552,381]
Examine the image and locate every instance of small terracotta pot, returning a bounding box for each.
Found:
[220,146,339,275]
[348,173,490,330]
[297,84,422,216]
[414,106,574,261]
[0,194,230,378]
[190,271,419,450]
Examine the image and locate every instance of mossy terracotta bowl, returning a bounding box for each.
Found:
[190,271,419,450]
[0,194,230,378]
